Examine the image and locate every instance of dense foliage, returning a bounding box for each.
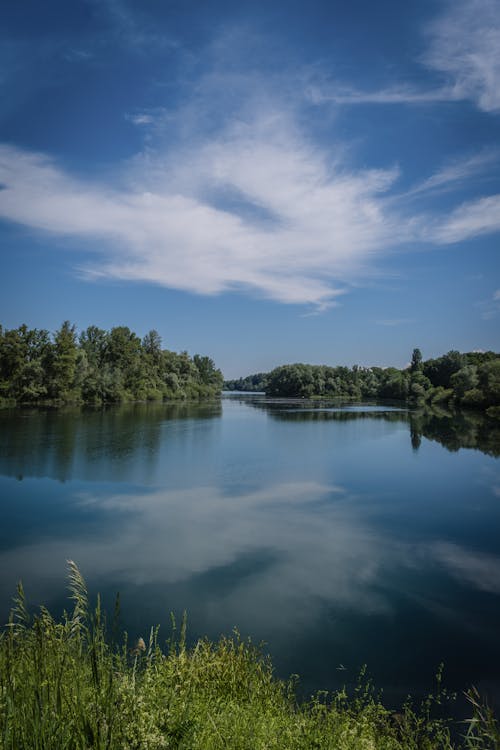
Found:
[232,350,500,415]
[224,372,269,392]
[0,323,223,405]
[1,563,498,750]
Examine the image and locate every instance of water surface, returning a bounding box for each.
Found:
[0,397,499,706]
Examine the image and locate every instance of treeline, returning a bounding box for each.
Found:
[229,349,500,416]
[224,372,268,392]
[0,322,223,406]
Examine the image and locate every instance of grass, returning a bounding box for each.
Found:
[0,563,498,749]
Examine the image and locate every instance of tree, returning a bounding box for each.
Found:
[424,350,466,388]
[142,329,162,357]
[193,355,223,387]
[79,326,108,368]
[48,321,79,401]
[105,327,144,399]
[410,348,423,373]
[379,369,409,400]
[450,365,478,400]
[266,364,315,397]
[0,325,50,402]
[0,321,225,404]
[409,370,432,403]
[478,360,500,406]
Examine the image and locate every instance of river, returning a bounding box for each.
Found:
[0,396,499,706]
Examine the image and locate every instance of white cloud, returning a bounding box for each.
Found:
[429,194,500,244]
[126,113,155,126]
[309,0,500,114]
[0,121,405,308]
[403,150,500,198]
[307,83,457,107]
[1,2,499,309]
[424,0,500,113]
[0,120,499,308]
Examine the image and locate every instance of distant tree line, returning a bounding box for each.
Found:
[223,373,269,392]
[0,322,223,406]
[225,349,500,416]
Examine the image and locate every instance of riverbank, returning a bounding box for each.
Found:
[224,350,500,417]
[1,564,498,750]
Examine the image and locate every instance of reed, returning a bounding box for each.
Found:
[0,563,498,749]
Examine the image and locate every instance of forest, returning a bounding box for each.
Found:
[0,322,223,405]
[225,349,500,416]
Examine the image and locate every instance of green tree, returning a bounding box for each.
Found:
[450,365,479,400]
[424,350,466,388]
[105,326,144,400]
[266,364,315,397]
[193,355,223,387]
[0,325,51,402]
[478,359,500,406]
[410,348,423,373]
[409,371,432,403]
[79,326,108,367]
[379,369,409,400]
[48,322,79,401]
[142,329,162,358]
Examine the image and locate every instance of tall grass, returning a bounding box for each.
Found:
[0,563,498,749]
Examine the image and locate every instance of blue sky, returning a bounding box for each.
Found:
[1,0,499,377]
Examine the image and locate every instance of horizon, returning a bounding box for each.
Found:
[1,0,500,378]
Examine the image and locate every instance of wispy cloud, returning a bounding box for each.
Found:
[0,108,499,309]
[307,84,457,107]
[310,0,500,114]
[403,150,500,198]
[125,112,156,126]
[85,0,178,53]
[429,194,500,244]
[0,117,406,308]
[424,0,500,114]
[478,288,500,320]
[1,0,500,311]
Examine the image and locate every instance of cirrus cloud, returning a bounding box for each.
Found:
[0,107,499,310]
[309,0,500,114]
[424,0,500,114]
[0,116,406,308]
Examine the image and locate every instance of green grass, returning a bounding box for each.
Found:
[0,563,498,749]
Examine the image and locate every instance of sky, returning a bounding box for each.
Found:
[0,0,499,378]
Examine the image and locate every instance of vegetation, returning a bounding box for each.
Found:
[409,404,500,456]
[0,323,223,406]
[1,563,499,750]
[229,350,500,414]
[223,372,268,392]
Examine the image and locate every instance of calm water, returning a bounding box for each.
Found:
[1,397,500,706]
